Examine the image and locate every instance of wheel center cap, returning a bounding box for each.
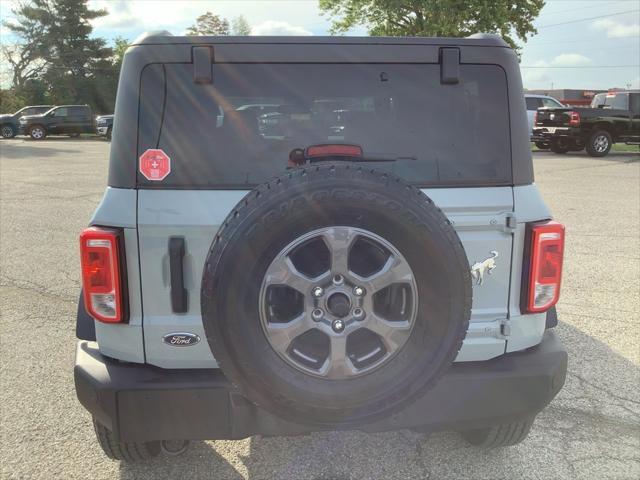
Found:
[327,292,351,318]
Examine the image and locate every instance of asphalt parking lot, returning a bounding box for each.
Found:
[0,138,638,480]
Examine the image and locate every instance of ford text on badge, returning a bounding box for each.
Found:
[163,333,200,347]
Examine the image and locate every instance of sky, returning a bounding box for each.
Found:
[0,0,639,90]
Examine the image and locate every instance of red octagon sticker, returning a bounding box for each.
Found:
[139,149,171,181]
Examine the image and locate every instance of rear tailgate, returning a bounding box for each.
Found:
[138,187,515,368]
[535,108,573,128]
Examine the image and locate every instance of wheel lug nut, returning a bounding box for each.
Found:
[353,308,365,320]
[332,319,345,333]
[332,274,344,285]
[312,286,324,298]
[311,308,324,321]
[353,286,365,297]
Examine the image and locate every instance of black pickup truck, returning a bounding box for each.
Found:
[532,90,640,156]
[0,105,53,139]
[19,104,95,140]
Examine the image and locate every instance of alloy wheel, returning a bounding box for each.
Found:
[259,226,418,379]
[1,126,14,138]
[593,135,609,153]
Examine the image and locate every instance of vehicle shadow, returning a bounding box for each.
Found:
[118,320,640,480]
[118,440,245,480]
[532,149,639,163]
[17,134,101,140]
[0,142,81,159]
[2,135,104,144]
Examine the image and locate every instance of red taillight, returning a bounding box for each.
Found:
[523,221,565,313]
[80,227,125,323]
[568,111,580,126]
[306,144,363,158]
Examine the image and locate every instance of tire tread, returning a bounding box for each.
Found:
[202,164,472,425]
[92,419,160,461]
[462,417,535,448]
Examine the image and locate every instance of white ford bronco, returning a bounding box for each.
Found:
[74,32,567,461]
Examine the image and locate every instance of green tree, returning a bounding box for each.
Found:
[4,0,117,112]
[318,0,545,49]
[0,78,49,114]
[232,15,252,35]
[0,89,28,114]
[1,44,46,90]
[1,0,49,89]
[186,11,230,36]
[112,37,129,69]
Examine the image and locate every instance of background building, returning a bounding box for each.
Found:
[525,89,608,106]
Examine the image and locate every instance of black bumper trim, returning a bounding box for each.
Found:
[545,307,558,329]
[531,127,582,143]
[74,331,567,442]
[75,291,96,341]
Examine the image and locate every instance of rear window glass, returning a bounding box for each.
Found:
[542,98,562,108]
[137,63,511,188]
[525,97,540,110]
[69,106,89,116]
[608,93,629,110]
[591,92,629,110]
[630,94,640,114]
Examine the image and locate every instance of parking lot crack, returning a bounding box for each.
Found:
[569,372,640,407]
[0,275,76,303]
[547,405,640,435]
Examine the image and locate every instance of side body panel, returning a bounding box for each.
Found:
[89,188,144,363]
[427,188,513,362]
[506,185,552,352]
[137,190,247,368]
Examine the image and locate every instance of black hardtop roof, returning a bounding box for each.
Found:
[131,31,509,48]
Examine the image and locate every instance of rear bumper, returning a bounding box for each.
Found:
[75,331,567,442]
[531,127,581,143]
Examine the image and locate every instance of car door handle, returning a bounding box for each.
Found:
[168,237,188,313]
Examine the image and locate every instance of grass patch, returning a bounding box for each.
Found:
[531,143,639,153]
[612,143,639,153]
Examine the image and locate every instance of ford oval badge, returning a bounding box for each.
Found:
[163,332,200,347]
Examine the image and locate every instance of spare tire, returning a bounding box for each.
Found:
[201,164,471,426]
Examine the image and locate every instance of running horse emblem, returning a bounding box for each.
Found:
[470,251,499,286]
